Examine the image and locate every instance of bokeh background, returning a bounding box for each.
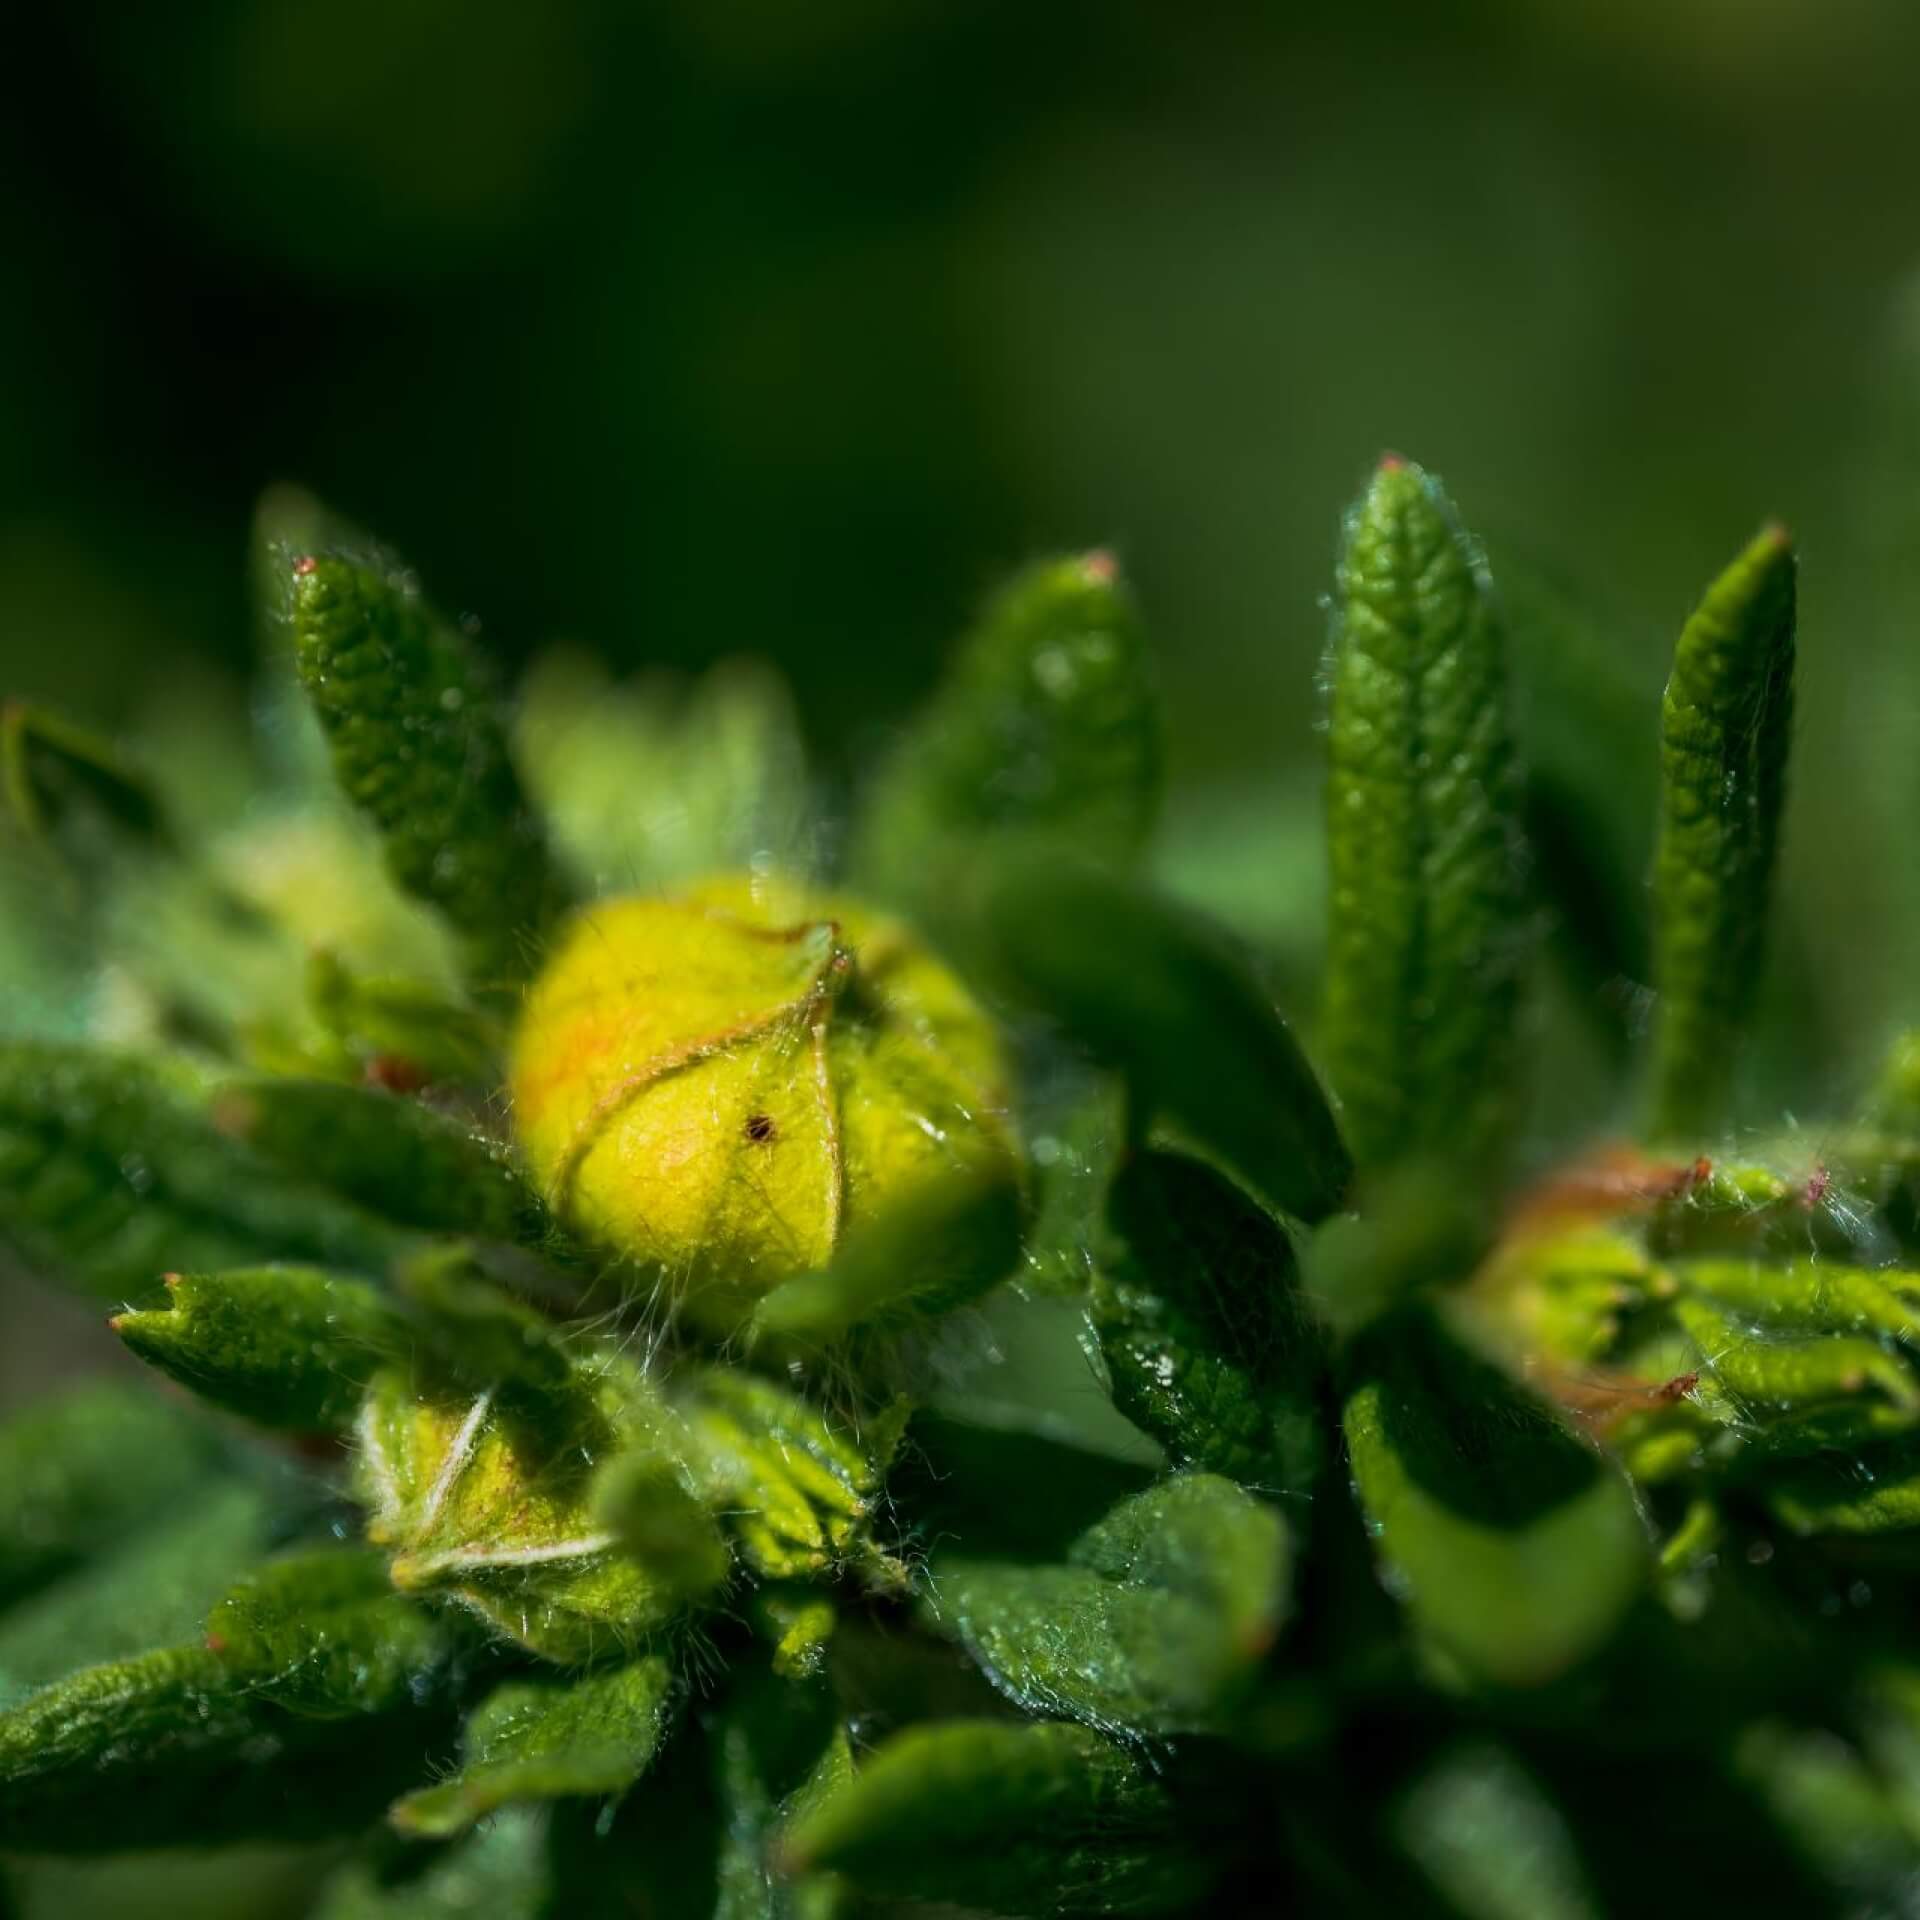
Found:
[11,0,1920,1399]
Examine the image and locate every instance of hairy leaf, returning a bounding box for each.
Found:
[1091,1149,1323,1493]
[1646,525,1796,1140]
[289,551,568,990]
[921,1472,1289,1737]
[1322,456,1527,1174]
[209,1075,535,1241]
[1343,1306,1647,1687]
[853,551,1160,918]
[391,1655,675,1837]
[983,857,1350,1224]
[0,1042,408,1300]
[114,1265,404,1431]
[778,1718,1209,1917]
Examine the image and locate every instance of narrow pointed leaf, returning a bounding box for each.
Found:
[778,1719,1211,1917]
[983,857,1350,1224]
[1646,525,1796,1140]
[289,550,568,990]
[390,1655,675,1838]
[1091,1149,1323,1493]
[1323,457,1527,1173]
[0,1646,451,1852]
[852,551,1160,919]
[210,1075,536,1241]
[114,1265,404,1430]
[0,1383,222,1604]
[0,1042,409,1300]
[1343,1306,1647,1687]
[207,1548,461,1719]
[921,1472,1288,1737]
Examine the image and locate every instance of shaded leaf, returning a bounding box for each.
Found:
[289,550,568,990]
[982,857,1350,1225]
[0,702,171,862]
[1342,1306,1647,1687]
[921,1472,1288,1737]
[852,552,1160,920]
[1091,1148,1323,1493]
[778,1718,1211,1917]
[1322,457,1527,1174]
[592,1446,732,1607]
[1646,525,1796,1140]
[1022,1068,1128,1297]
[391,1654,676,1838]
[313,1809,552,1920]
[0,1042,409,1301]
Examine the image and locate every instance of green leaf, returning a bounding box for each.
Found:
[0,1646,449,1852]
[777,1718,1210,1917]
[0,1382,222,1605]
[0,1042,409,1301]
[1768,1435,1920,1535]
[390,1655,676,1838]
[313,1809,553,1920]
[1091,1149,1323,1494]
[353,1354,683,1664]
[516,648,815,895]
[852,552,1160,919]
[114,1266,404,1431]
[592,1447,732,1607]
[1022,1068,1128,1297]
[0,1482,271,1708]
[207,1548,461,1719]
[748,1166,1024,1347]
[1342,1305,1647,1687]
[208,1075,536,1241]
[921,1472,1289,1737]
[1646,524,1796,1141]
[304,949,502,1088]
[289,550,568,990]
[982,857,1350,1225]
[1322,456,1527,1174]
[391,1243,576,1394]
[677,1369,898,1585]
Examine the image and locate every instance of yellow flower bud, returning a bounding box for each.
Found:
[509,874,1015,1331]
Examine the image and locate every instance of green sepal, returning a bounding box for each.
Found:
[353,1353,683,1664]
[0,1645,454,1852]
[207,1548,463,1719]
[1342,1305,1647,1687]
[920,1471,1289,1738]
[982,856,1351,1224]
[289,550,568,990]
[0,1481,271,1709]
[852,551,1160,921]
[0,1041,410,1301]
[748,1167,1023,1347]
[746,1586,839,1683]
[777,1718,1212,1917]
[114,1265,404,1431]
[209,1074,536,1241]
[390,1654,676,1838]
[1646,525,1796,1141]
[0,1382,222,1605]
[1322,457,1527,1175]
[313,1809,553,1920]
[1090,1148,1323,1494]
[676,1369,899,1585]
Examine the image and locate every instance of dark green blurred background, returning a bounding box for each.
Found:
[10,0,1920,1067]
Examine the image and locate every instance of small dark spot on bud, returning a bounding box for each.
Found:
[745,1113,778,1144]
